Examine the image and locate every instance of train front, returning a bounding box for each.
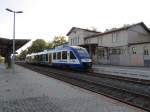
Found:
[75,47,92,69]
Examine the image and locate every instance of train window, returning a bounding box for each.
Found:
[40,55,43,61]
[62,51,67,59]
[42,54,45,61]
[76,48,90,58]
[57,52,61,59]
[45,54,48,61]
[53,53,56,60]
[70,51,76,59]
[38,55,40,61]
[36,55,38,61]
[39,55,41,61]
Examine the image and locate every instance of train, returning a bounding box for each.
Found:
[25,45,92,69]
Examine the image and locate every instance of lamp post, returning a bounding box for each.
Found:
[6,8,23,73]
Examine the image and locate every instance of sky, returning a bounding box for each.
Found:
[0,0,150,52]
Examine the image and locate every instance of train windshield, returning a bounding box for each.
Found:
[76,48,90,59]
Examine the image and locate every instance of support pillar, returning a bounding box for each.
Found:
[89,44,92,58]
[5,48,11,69]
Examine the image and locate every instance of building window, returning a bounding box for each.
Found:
[78,37,79,44]
[121,48,126,54]
[144,47,149,55]
[132,47,136,54]
[85,40,87,44]
[71,39,73,45]
[110,49,121,55]
[112,33,117,43]
[75,37,77,44]
[72,38,74,45]
[72,39,74,45]
[74,38,75,45]
[99,37,103,44]
[70,39,72,45]
[99,49,105,58]
[74,37,76,45]
[89,39,91,43]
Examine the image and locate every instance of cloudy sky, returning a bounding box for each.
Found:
[0,0,150,51]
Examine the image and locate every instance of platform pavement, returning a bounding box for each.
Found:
[0,64,146,112]
[92,64,150,80]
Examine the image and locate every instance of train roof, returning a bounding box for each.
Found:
[26,45,85,57]
[26,51,47,57]
[71,46,85,49]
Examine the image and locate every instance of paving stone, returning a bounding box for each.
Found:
[0,64,147,112]
[0,96,66,112]
[93,65,150,80]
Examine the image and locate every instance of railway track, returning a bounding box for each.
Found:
[17,62,150,111]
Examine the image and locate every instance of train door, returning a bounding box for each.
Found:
[48,53,52,64]
[67,51,70,63]
[69,51,77,64]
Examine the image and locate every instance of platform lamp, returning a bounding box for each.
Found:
[6,8,23,73]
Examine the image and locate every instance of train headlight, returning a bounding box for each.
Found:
[81,59,92,62]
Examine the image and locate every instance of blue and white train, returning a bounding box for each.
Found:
[26,45,92,69]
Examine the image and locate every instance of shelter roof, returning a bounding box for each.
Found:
[0,37,30,56]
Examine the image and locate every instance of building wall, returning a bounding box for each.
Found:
[68,29,97,46]
[67,24,150,67]
[98,30,128,47]
[96,47,110,64]
[95,25,150,66]
[85,37,97,44]
[109,46,131,66]
[128,25,150,44]
[129,43,150,66]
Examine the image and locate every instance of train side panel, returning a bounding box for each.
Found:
[26,46,92,69]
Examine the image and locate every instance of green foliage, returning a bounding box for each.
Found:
[17,36,67,60]
[52,36,67,47]
[27,39,48,54]
[17,49,28,60]
[47,41,53,49]
[46,36,67,48]
[0,55,4,63]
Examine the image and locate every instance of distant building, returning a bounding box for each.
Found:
[67,27,100,58]
[67,22,150,67]
[67,27,100,46]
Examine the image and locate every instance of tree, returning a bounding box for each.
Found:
[0,55,4,63]
[18,49,28,60]
[27,39,48,54]
[20,37,67,56]
[123,24,130,27]
[47,41,53,49]
[104,27,117,32]
[52,36,67,47]
[90,26,98,31]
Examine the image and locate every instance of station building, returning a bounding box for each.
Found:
[67,22,150,67]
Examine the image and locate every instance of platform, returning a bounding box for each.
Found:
[93,65,150,80]
[0,64,146,112]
